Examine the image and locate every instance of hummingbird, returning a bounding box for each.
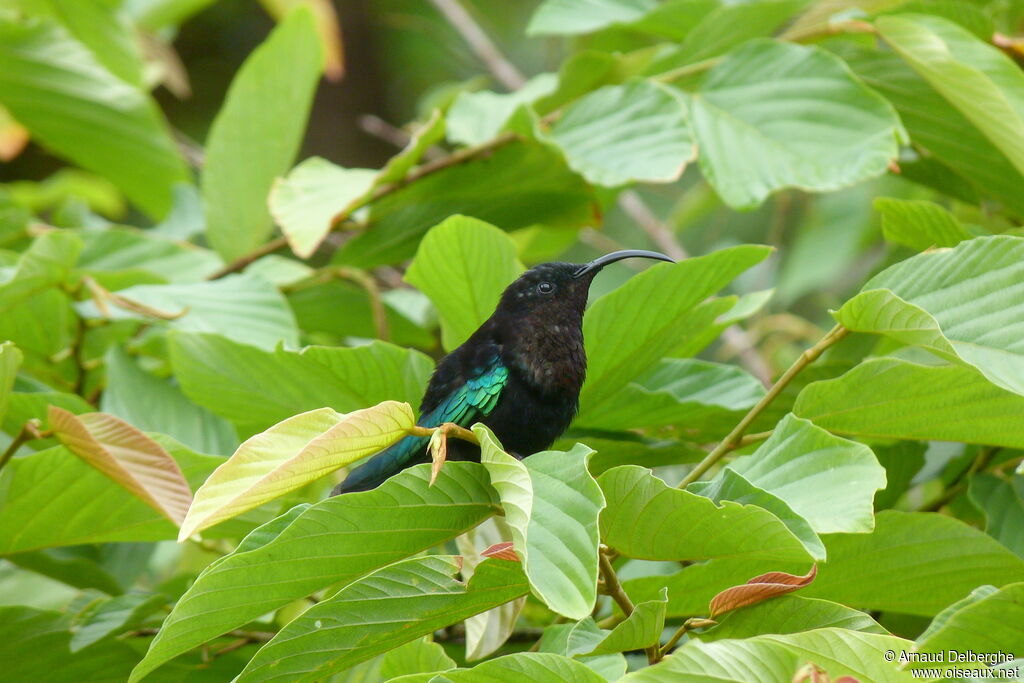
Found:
[332,249,674,495]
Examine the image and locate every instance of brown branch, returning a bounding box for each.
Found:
[599,546,660,664]
[659,617,717,659]
[0,419,43,471]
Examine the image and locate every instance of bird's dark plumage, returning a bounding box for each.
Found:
[332,249,674,495]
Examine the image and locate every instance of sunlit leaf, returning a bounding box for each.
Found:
[0,230,81,315]
[443,652,607,682]
[48,0,146,87]
[527,0,657,35]
[0,341,21,423]
[874,197,974,250]
[699,595,886,642]
[179,401,414,539]
[447,75,557,147]
[582,588,666,656]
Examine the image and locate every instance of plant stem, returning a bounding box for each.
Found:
[658,617,717,659]
[407,422,478,443]
[598,546,660,664]
[678,324,849,488]
[0,420,42,471]
[919,446,1000,512]
[336,267,390,342]
[653,56,722,83]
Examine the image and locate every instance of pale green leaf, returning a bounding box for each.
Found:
[795,358,1024,448]
[526,0,657,35]
[0,230,81,315]
[440,652,606,682]
[179,401,415,539]
[169,332,433,436]
[669,0,810,63]
[202,7,322,261]
[599,465,813,563]
[582,588,666,656]
[447,75,557,147]
[236,557,529,682]
[875,197,974,250]
[689,39,901,209]
[476,426,603,620]
[47,0,145,86]
[546,80,693,187]
[129,462,499,682]
[580,245,771,415]
[0,18,188,217]
[405,216,524,351]
[0,341,22,423]
[269,157,376,258]
[699,595,887,642]
[77,228,224,284]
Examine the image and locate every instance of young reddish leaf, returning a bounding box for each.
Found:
[482,542,519,562]
[178,401,415,540]
[48,406,192,526]
[709,564,818,618]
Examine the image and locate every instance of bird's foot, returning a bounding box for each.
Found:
[427,422,476,485]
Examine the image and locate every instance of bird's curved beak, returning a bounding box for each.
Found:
[573,249,675,278]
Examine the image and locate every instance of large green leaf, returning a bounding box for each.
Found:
[47,0,145,87]
[599,466,812,563]
[580,245,771,416]
[874,197,974,250]
[623,629,913,683]
[836,236,1024,397]
[0,18,187,217]
[129,463,499,682]
[0,437,220,553]
[76,227,224,284]
[583,589,666,656]
[794,358,1024,448]
[476,426,603,619]
[968,474,1024,558]
[335,142,598,268]
[69,592,167,652]
[169,332,433,437]
[405,216,524,352]
[699,595,886,642]
[101,347,236,455]
[546,80,693,187]
[0,230,81,315]
[688,39,901,209]
[236,557,529,682]
[661,0,810,64]
[441,652,607,682]
[202,7,322,261]
[179,401,414,539]
[0,341,21,424]
[447,75,557,147]
[575,358,763,435]
[526,0,656,35]
[724,414,886,534]
[877,13,1024,176]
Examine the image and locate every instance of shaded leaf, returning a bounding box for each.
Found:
[49,407,192,526]
[875,197,973,250]
[968,473,1024,558]
[709,565,817,618]
[70,592,166,652]
[179,401,414,539]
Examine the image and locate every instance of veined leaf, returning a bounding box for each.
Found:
[874,197,974,250]
[48,407,192,526]
[476,426,603,620]
[269,157,376,259]
[0,230,81,315]
[699,595,886,642]
[580,245,771,415]
[447,75,557,147]
[688,39,902,209]
[581,588,667,656]
[795,358,1024,447]
[178,401,415,540]
[129,463,499,682]
[77,227,224,284]
[202,7,322,261]
[708,565,818,618]
[546,80,693,187]
[599,466,812,563]
[527,0,657,35]
[836,235,1024,397]
[405,216,524,352]
[0,341,21,423]
[236,556,529,682]
[442,652,607,682]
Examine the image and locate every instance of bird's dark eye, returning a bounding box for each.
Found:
[538,282,554,294]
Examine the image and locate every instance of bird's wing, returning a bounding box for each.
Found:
[419,353,508,427]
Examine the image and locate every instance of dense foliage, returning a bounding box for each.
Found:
[2,0,1024,680]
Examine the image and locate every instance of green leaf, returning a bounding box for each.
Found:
[77,274,300,351]
[77,227,224,284]
[0,230,81,315]
[236,557,529,682]
[179,401,415,539]
[580,244,771,416]
[666,0,811,64]
[526,0,656,35]
[794,358,1024,448]
[47,0,145,87]
[476,426,603,620]
[689,39,901,209]
[802,511,1024,616]
[836,236,1024,397]
[536,620,626,680]
[169,332,433,437]
[129,462,499,682]
[725,414,886,535]
[0,18,187,217]
[877,13,1024,177]
[70,592,166,652]
[969,474,1024,558]
[0,341,21,423]
[546,80,693,187]
[447,75,557,147]
[574,358,764,435]
[336,141,598,268]
[268,157,376,258]
[405,216,524,351]
[912,583,1024,671]
[375,108,446,186]
[0,437,221,553]
[599,466,813,563]
[875,197,974,250]
[5,548,125,596]
[583,588,666,655]
[699,595,887,642]
[101,347,237,455]
[202,7,322,261]
[623,629,914,683]
[441,652,607,682]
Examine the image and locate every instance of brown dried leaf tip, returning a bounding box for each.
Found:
[709,564,817,618]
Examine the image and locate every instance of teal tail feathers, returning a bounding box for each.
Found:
[331,433,429,496]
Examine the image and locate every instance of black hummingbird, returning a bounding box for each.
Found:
[332,249,674,495]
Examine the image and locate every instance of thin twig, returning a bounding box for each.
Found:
[659,617,717,659]
[919,446,1000,512]
[336,267,390,341]
[598,546,660,664]
[0,420,42,471]
[678,324,849,488]
[427,0,526,90]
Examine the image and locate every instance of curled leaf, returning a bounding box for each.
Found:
[482,542,519,562]
[709,564,818,618]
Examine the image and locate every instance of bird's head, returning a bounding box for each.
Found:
[495,249,675,320]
